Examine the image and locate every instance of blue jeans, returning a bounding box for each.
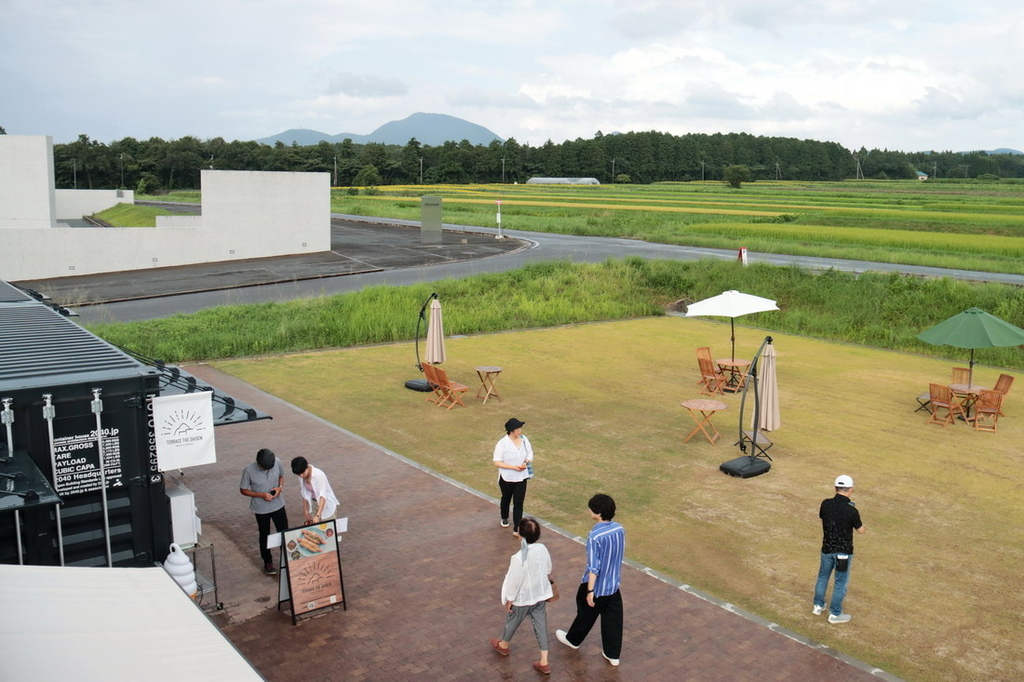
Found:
[814,552,853,616]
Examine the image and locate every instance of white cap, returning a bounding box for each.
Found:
[834,475,854,488]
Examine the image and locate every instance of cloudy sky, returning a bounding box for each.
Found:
[2,0,1020,152]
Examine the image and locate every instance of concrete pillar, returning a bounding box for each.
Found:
[420,196,442,246]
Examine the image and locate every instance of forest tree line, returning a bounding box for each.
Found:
[43,129,1024,191]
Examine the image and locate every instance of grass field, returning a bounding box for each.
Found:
[330,180,1024,274]
[212,317,1024,682]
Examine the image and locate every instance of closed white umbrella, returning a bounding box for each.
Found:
[424,298,446,365]
[752,342,780,432]
[685,290,779,360]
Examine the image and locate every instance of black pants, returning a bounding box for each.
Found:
[564,583,623,659]
[498,478,528,532]
[255,507,289,565]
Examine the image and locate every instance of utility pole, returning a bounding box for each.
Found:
[419,157,423,184]
[775,161,781,180]
[334,155,338,186]
[119,153,124,188]
[73,159,77,189]
[701,159,705,181]
[611,157,616,182]
[855,155,864,180]
[501,157,506,183]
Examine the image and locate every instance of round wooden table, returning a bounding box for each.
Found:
[475,366,503,404]
[681,398,728,444]
[716,358,751,392]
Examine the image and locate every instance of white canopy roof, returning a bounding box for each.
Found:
[0,564,262,681]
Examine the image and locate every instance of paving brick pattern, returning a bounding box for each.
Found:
[183,365,888,681]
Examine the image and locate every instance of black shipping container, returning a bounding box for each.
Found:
[0,281,268,567]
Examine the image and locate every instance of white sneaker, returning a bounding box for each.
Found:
[828,613,852,624]
[555,630,578,650]
[812,604,825,615]
[602,652,620,667]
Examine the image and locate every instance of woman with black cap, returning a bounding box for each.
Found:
[493,417,533,535]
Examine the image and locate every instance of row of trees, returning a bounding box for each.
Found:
[42,130,1024,191]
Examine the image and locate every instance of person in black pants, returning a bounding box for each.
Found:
[492,418,534,535]
[239,448,289,575]
[556,493,626,667]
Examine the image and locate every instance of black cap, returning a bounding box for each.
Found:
[504,418,526,432]
[256,448,276,470]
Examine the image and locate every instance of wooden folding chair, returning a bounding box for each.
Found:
[697,356,726,396]
[970,389,1003,432]
[926,383,966,427]
[950,367,971,385]
[696,346,724,386]
[421,363,444,404]
[433,366,470,410]
[993,373,1014,416]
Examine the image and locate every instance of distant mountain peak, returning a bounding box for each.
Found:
[256,113,503,147]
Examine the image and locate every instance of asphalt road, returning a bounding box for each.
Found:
[27,213,1024,324]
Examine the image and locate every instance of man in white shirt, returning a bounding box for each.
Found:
[290,456,339,524]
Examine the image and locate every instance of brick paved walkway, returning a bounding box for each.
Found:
[183,365,894,681]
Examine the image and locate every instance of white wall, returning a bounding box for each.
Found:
[0,140,331,281]
[0,136,56,229]
[55,189,135,220]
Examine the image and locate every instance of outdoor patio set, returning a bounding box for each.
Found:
[915,307,1024,432]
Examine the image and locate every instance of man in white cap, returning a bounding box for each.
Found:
[812,474,865,623]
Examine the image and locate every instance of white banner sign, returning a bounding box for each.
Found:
[152,392,217,470]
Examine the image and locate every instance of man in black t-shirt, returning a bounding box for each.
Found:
[812,474,865,624]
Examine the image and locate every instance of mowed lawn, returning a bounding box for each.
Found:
[213,317,1023,682]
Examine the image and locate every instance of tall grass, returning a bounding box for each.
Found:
[90,258,1024,369]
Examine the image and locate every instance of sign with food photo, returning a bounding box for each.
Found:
[282,521,343,616]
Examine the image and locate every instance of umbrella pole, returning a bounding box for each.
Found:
[406,293,438,391]
[968,349,975,387]
[731,319,736,361]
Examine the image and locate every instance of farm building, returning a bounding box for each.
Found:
[526,177,601,185]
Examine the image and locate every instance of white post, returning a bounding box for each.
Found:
[496,200,503,239]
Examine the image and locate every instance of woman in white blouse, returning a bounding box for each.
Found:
[492,417,533,535]
[489,518,554,674]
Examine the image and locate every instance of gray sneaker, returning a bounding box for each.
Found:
[828,613,852,624]
[500,518,510,528]
[555,630,579,650]
[602,652,620,667]
[812,604,825,615]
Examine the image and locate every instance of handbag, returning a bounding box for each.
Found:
[547,580,560,603]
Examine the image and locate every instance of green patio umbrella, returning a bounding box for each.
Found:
[916,307,1024,386]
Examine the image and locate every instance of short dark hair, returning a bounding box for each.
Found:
[256,448,276,470]
[290,456,309,476]
[588,493,616,521]
[519,517,541,544]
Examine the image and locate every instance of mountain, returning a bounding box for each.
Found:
[256,113,503,147]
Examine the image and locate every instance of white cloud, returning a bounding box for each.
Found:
[2,0,1023,151]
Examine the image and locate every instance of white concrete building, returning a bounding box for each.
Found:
[0,136,330,281]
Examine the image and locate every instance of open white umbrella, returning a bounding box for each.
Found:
[751,342,780,432]
[685,290,779,360]
[424,297,446,365]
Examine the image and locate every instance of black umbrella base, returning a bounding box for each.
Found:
[405,379,432,392]
[720,456,771,478]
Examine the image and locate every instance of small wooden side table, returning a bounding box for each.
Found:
[682,398,728,445]
[475,366,503,404]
